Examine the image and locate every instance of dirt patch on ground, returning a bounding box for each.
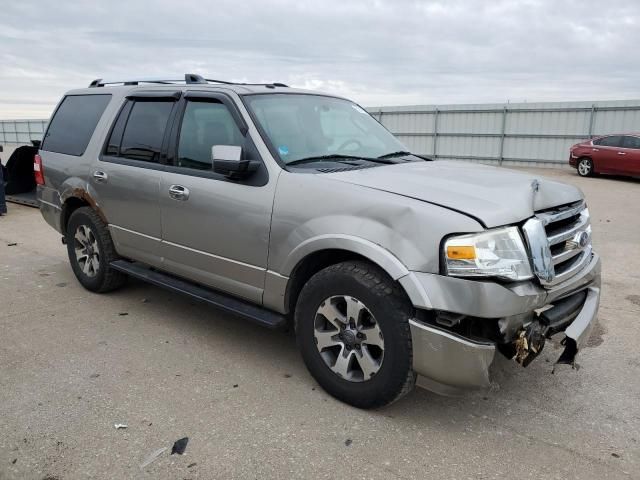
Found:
[585,321,606,348]
[626,295,640,307]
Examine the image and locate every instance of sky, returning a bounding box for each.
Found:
[1,0,639,119]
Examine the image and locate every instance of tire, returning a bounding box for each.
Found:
[295,261,415,409]
[577,157,594,177]
[65,207,126,293]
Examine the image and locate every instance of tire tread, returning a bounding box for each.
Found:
[295,260,415,408]
[67,207,126,293]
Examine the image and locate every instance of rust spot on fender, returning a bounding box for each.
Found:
[69,187,108,224]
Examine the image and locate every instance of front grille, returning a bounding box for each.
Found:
[523,201,592,288]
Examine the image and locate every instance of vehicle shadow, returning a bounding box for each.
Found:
[591,173,640,184]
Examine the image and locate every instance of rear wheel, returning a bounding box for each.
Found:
[66,207,126,292]
[577,157,594,177]
[295,261,415,408]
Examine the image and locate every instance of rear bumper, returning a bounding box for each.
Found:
[405,253,601,392]
[36,185,63,234]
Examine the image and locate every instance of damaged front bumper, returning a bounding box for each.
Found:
[403,253,601,394]
[408,320,496,395]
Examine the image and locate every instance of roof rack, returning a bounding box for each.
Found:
[88,74,288,88]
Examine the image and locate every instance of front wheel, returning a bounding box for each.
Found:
[295,261,415,408]
[577,157,594,177]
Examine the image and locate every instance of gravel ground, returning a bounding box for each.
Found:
[0,167,638,480]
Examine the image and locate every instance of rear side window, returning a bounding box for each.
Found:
[42,94,111,156]
[622,136,640,149]
[594,135,623,147]
[107,100,174,163]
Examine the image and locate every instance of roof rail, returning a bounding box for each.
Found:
[88,74,288,88]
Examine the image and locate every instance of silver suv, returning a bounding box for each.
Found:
[37,74,601,408]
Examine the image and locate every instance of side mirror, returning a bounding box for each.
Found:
[212,145,258,179]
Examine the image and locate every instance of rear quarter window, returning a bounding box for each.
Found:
[41,94,112,156]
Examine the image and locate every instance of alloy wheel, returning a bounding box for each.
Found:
[313,295,385,382]
[578,159,591,176]
[74,224,100,277]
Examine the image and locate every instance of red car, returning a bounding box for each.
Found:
[570,134,640,177]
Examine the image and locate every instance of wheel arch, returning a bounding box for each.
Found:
[61,196,90,233]
[59,185,108,233]
[278,235,414,315]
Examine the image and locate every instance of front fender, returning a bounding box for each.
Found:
[264,171,484,313]
[281,233,411,280]
[263,232,429,314]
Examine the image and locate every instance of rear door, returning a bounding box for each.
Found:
[591,135,624,174]
[90,91,180,267]
[158,91,277,303]
[621,136,640,175]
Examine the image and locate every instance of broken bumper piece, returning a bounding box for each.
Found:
[513,286,600,367]
[409,320,496,395]
[552,286,600,365]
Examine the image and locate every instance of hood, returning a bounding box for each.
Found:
[326,160,583,228]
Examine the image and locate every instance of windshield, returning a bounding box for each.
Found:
[243,94,408,164]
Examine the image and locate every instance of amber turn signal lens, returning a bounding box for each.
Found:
[446,245,476,259]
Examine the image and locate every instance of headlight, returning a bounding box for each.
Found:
[443,227,533,281]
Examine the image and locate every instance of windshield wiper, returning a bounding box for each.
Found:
[377,150,412,159]
[287,154,394,166]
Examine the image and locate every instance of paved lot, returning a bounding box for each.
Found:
[1,167,639,480]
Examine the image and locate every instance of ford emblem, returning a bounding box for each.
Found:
[573,231,590,248]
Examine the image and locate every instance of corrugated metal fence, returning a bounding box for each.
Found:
[0,119,47,160]
[369,99,640,166]
[0,119,47,144]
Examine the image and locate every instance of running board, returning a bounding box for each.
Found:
[110,260,286,329]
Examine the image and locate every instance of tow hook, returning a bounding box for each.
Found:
[514,322,546,367]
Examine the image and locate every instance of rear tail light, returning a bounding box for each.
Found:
[34,154,45,185]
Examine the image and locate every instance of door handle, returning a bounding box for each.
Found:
[168,184,190,201]
[592,148,599,152]
[93,171,108,182]
[617,151,626,155]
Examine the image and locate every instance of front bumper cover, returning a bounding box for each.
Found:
[409,320,496,394]
[405,253,601,393]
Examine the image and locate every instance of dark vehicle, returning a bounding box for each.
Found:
[570,134,640,178]
[1,142,40,207]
